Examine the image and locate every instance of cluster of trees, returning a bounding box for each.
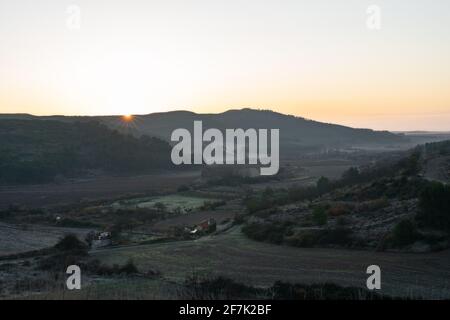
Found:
[417,182,450,233]
[241,221,353,248]
[244,151,424,214]
[0,120,172,184]
[387,181,450,248]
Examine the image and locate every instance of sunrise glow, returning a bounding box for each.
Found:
[0,0,449,131]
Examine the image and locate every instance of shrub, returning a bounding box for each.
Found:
[316,176,331,194]
[317,228,353,246]
[84,258,141,276]
[119,259,139,274]
[312,206,328,226]
[286,228,353,247]
[54,234,88,254]
[390,220,421,247]
[341,167,360,183]
[241,222,290,245]
[286,230,317,247]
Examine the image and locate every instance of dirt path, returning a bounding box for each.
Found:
[92,227,450,299]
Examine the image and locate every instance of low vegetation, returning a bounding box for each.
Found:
[183,274,393,300]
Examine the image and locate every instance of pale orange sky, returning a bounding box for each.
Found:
[1,0,449,131]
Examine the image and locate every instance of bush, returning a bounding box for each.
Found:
[284,228,353,248]
[317,228,353,246]
[84,258,141,276]
[316,176,331,194]
[119,259,139,274]
[39,234,89,271]
[312,206,328,226]
[286,230,317,247]
[241,222,290,245]
[341,167,360,183]
[54,234,88,254]
[390,220,421,247]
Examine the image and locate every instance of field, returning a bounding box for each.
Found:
[112,194,220,213]
[91,227,450,299]
[2,153,450,300]
[0,222,92,256]
[0,171,200,210]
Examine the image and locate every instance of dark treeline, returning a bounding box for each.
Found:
[0,119,172,184]
[417,182,450,232]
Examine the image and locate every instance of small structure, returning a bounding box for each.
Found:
[190,218,217,235]
[91,231,112,248]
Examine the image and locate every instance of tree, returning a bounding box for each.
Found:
[54,234,88,255]
[342,167,360,183]
[391,220,419,247]
[312,206,328,226]
[316,176,331,194]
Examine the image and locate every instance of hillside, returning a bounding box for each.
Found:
[419,140,450,183]
[101,109,407,152]
[1,109,409,154]
[0,119,172,185]
[240,141,450,252]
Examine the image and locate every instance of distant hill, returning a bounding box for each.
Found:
[0,119,172,185]
[99,109,408,153]
[0,108,410,157]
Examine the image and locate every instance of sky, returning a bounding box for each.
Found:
[0,0,449,131]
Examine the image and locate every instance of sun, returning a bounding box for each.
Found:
[122,114,133,122]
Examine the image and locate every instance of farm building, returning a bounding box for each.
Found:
[190,218,217,235]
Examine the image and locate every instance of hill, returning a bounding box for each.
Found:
[0,109,408,154]
[100,109,408,153]
[0,119,172,185]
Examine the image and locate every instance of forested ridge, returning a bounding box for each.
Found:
[0,119,172,184]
